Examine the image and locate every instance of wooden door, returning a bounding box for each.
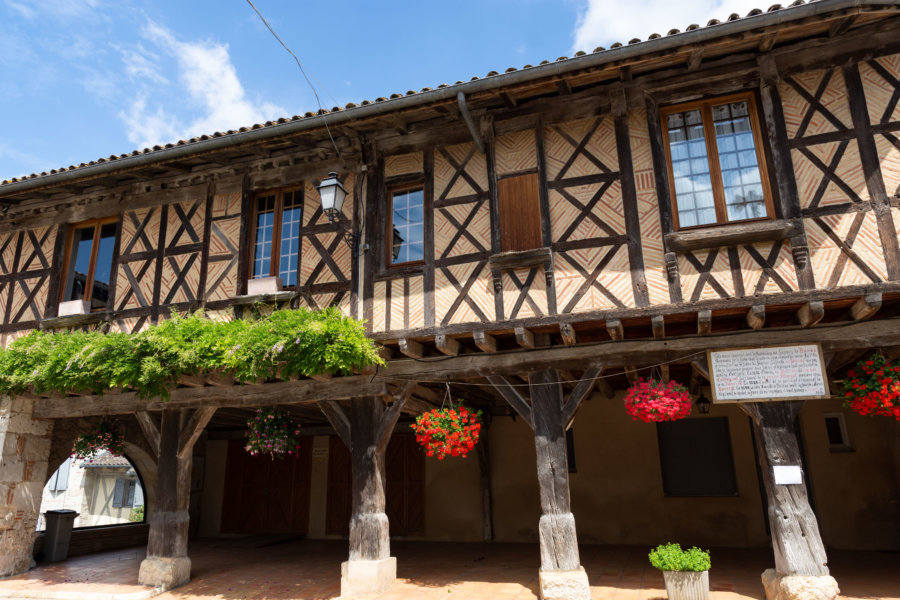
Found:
[220,439,312,534]
[325,433,424,537]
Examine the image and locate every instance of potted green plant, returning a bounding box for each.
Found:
[649,543,711,600]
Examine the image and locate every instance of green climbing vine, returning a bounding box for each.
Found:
[0,307,383,400]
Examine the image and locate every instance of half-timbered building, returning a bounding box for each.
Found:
[1,1,900,598]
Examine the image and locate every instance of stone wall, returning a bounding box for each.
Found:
[0,396,54,576]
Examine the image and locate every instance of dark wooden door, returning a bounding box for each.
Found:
[220,439,312,534]
[497,172,542,252]
[325,433,424,536]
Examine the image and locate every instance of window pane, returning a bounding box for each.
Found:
[253,196,276,278]
[90,223,117,309]
[391,188,424,263]
[64,226,95,301]
[712,101,767,222]
[667,110,717,227]
[278,192,302,287]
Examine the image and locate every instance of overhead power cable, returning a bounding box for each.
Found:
[244,0,344,165]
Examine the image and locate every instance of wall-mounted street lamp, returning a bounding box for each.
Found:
[695,392,711,415]
[316,171,364,254]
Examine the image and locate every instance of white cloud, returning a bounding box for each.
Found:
[572,0,765,52]
[118,21,285,149]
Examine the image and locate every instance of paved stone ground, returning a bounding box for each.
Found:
[0,538,896,600]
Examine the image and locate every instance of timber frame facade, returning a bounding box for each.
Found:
[2,1,900,598]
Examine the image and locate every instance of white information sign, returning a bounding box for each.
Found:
[773,465,803,485]
[708,344,829,403]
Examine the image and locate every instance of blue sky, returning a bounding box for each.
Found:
[1,0,762,181]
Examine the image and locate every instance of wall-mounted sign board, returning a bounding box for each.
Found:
[707,344,829,403]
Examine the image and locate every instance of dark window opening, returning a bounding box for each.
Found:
[657,417,738,497]
[823,413,852,451]
[62,219,117,310]
[566,428,577,473]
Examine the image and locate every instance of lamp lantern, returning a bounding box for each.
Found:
[317,172,347,222]
[696,392,711,415]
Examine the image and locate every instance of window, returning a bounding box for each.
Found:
[62,218,117,311]
[823,413,852,451]
[498,172,542,252]
[661,93,773,229]
[48,458,71,492]
[656,417,738,497]
[388,185,424,265]
[112,478,137,508]
[250,188,303,287]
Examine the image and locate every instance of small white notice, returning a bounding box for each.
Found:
[773,465,803,485]
[708,344,829,403]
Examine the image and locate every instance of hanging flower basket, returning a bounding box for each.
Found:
[72,418,125,461]
[624,378,692,423]
[411,404,482,460]
[245,407,302,458]
[841,353,900,420]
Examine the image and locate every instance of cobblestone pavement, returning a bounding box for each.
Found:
[0,538,897,600]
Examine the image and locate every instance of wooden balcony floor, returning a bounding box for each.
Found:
[0,538,896,600]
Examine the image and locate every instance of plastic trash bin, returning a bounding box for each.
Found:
[43,509,79,562]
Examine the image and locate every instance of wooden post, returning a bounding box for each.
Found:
[476,413,494,542]
[488,368,599,600]
[138,407,215,591]
[742,402,839,600]
[318,387,410,597]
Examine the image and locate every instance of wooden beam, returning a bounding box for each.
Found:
[473,330,498,353]
[317,400,351,448]
[687,48,704,71]
[624,366,638,384]
[435,334,461,356]
[828,14,858,37]
[746,305,766,330]
[850,292,881,321]
[485,375,534,429]
[797,301,824,328]
[562,366,603,429]
[399,338,425,358]
[698,309,712,335]
[177,407,216,459]
[691,357,710,382]
[34,378,389,419]
[515,327,535,349]
[376,382,414,453]
[135,411,160,457]
[758,33,778,52]
[559,322,577,346]
[606,319,624,340]
[651,315,665,339]
[826,348,867,373]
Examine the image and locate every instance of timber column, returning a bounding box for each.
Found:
[744,402,839,600]
[489,368,600,600]
[318,387,410,597]
[137,407,215,591]
[0,396,53,577]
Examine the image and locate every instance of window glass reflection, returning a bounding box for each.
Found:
[391,188,424,264]
[64,226,96,302]
[91,223,116,309]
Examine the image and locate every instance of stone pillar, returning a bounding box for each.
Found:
[138,409,192,590]
[745,402,839,600]
[342,397,395,597]
[0,396,53,577]
[528,370,590,600]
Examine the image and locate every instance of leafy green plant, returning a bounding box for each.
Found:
[0,307,383,400]
[128,505,145,523]
[648,543,711,572]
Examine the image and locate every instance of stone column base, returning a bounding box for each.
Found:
[761,568,840,600]
[340,557,396,597]
[138,556,191,590]
[539,566,591,600]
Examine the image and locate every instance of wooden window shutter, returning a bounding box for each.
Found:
[50,458,71,491]
[497,172,542,252]
[113,478,125,508]
[126,481,136,508]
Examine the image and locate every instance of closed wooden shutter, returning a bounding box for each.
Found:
[497,172,542,252]
[112,479,125,507]
[50,458,71,491]
[126,481,136,507]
